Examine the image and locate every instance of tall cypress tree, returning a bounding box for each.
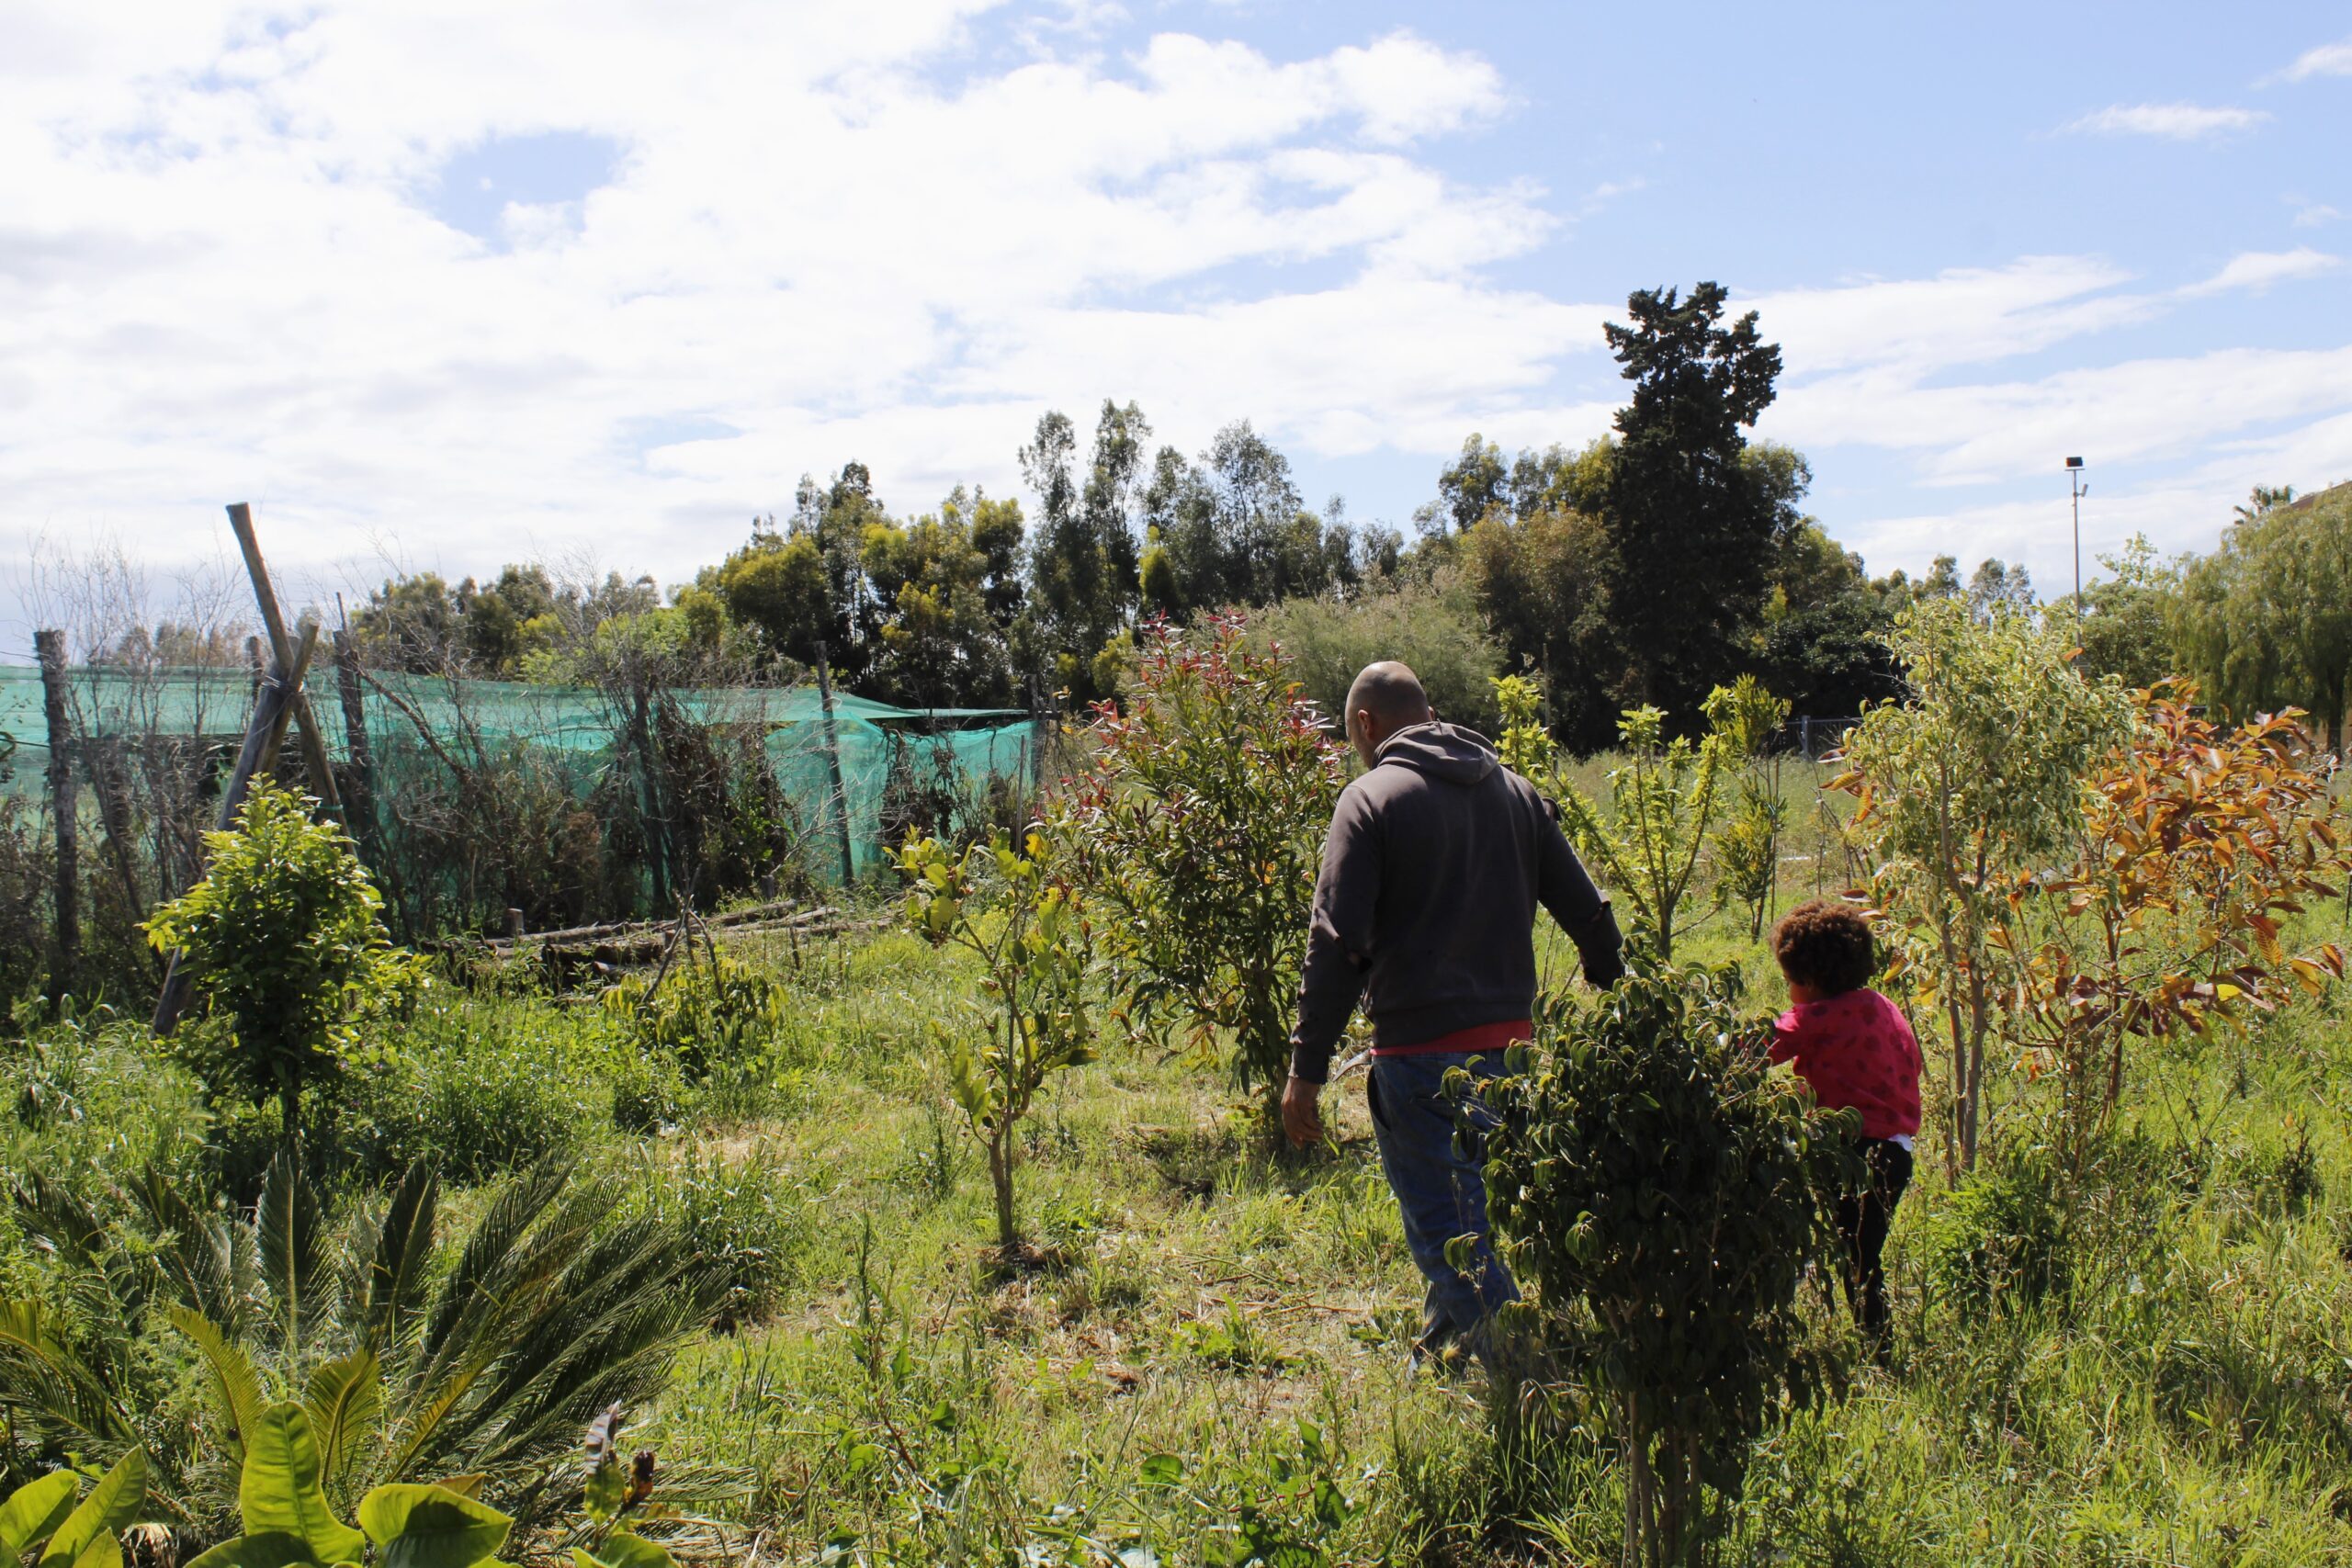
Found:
[1601,282,1783,715]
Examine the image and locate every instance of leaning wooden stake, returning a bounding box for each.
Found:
[226,503,343,818]
[152,622,320,1036]
[36,630,79,1003]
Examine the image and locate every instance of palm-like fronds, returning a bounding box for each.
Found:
[0,1297,141,1455]
[11,1148,731,1540]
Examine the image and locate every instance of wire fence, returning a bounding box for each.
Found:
[0,651,1053,997]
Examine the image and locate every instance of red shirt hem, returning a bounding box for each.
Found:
[1371,1019,1532,1058]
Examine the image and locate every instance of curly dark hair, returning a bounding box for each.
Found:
[1770,898,1877,996]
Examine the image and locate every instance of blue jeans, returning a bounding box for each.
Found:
[1367,1049,1519,1350]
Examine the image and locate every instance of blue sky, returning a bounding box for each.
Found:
[2,1,2346,643]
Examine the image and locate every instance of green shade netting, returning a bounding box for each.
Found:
[0,665,1039,881]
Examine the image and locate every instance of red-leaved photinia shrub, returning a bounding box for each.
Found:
[1050,615,1348,1122]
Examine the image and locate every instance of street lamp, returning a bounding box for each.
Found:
[2064,457,2087,612]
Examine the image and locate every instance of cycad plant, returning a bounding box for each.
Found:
[7,1150,729,1539]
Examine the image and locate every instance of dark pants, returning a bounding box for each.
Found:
[1836,1137,1913,1338]
[1366,1050,1519,1355]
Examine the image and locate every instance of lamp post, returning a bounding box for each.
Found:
[2064,457,2087,613]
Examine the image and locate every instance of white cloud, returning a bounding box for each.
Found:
[2294,203,2345,229]
[0,3,1543,607]
[1743,256,2148,377]
[1771,344,2352,483]
[0,0,2346,626]
[1742,256,2352,581]
[2280,37,2352,81]
[2177,247,2342,297]
[2062,102,2268,140]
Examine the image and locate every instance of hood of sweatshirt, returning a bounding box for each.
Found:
[1374,720,1499,786]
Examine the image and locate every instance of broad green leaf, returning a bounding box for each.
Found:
[356,1484,512,1568]
[39,1450,147,1568]
[184,1533,320,1568]
[0,1472,79,1558]
[171,1308,268,1461]
[67,1530,121,1568]
[571,1530,675,1568]
[240,1404,365,1565]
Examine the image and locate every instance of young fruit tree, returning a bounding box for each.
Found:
[894,829,1094,1250]
[2008,687,2350,1168]
[1705,674,1792,941]
[142,781,425,1146]
[1497,675,1734,960]
[1052,616,1348,1127]
[1476,964,1851,1568]
[1832,598,2135,1175]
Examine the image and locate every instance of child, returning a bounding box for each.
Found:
[1767,898,1922,1342]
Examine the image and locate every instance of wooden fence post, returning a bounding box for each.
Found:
[332,630,379,853]
[36,630,78,1003]
[628,676,672,911]
[815,640,856,886]
[1028,676,1048,796]
[87,738,156,979]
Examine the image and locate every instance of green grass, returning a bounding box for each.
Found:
[8,861,2352,1565]
[654,899,2352,1564]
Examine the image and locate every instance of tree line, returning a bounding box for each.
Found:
[340,281,2352,753]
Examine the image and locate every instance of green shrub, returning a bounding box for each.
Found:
[11,1150,729,1538]
[632,1142,806,1330]
[1919,1144,2071,1314]
[1052,616,1346,1124]
[144,783,426,1145]
[2,1014,213,1191]
[602,953,787,1089]
[893,830,1094,1251]
[1248,575,1507,737]
[343,997,615,1182]
[1481,962,1851,1567]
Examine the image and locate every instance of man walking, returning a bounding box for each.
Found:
[1284,661,1624,1363]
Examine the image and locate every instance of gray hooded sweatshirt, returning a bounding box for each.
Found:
[1287,720,1623,1083]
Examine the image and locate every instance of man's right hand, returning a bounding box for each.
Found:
[1282,1076,1325,1147]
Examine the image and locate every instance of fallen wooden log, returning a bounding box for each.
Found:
[482,898,833,948]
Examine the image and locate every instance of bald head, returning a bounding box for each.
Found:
[1345,661,1432,767]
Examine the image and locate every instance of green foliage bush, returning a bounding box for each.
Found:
[8,1150,729,1538]
[343,996,616,1183]
[631,1143,807,1331]
[1247,575,1506,738]
[185,1403,513,1568]
[1480,963,1850,1566]
[144,784,425,1144]
[2,1013,213,1194]
[1917,1144,2072,1316]
[894,830,1093,1250]
[1054,617,1347,1122]
[1835,598,2136,1172]
[1498,675,1744,961]
[602,954,788,1089]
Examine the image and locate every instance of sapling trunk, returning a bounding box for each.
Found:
[989,1131,1018,1251]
